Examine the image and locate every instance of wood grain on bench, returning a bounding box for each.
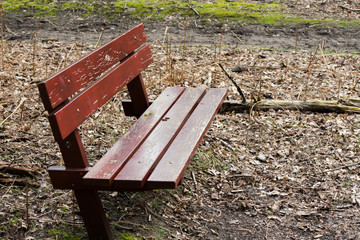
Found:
[38,24,147,112]
[113,88,206,189]
[147,88,228,189]
[48,44,153,140]
[83,87,185,186]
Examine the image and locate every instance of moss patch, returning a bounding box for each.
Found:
[2,0,360,28]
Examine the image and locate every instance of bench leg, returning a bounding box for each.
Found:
[179,177,184,186]
[74,190,113,240]
[127,74,149,118]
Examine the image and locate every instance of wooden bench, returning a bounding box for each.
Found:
[37,24,227,240]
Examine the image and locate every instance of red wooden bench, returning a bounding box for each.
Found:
[37,23,227,239]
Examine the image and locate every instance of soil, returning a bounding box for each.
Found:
[5,13,360,52]
[1,4,360,240]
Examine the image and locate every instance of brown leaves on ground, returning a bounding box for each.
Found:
[0,35,359,239]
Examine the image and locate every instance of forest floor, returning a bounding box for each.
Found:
[1,1,360,239]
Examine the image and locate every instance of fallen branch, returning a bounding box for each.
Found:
[340,5,360,11]
[0,165,38,178]
[219,98,360,114]
[338,97,360,108]
[0,177,39,187]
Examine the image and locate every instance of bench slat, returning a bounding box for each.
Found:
[146,88,228,189]
[112,88,206,189]
[82,87,185,186]
[38,24,147,111]
[49,45,153,140]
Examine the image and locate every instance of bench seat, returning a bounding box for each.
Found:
[48,87,227,191]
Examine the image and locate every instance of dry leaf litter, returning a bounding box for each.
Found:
[0,28,359,239]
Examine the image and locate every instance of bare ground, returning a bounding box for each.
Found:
[1,3,360,240]
[5,13,360,52]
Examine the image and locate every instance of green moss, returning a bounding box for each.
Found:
[47,225,84,240]
[196,0,283,22]
[119,233,141,240]
[61,2,78,11]
[2,0,360,28]
[154,226,168,235]
[192,149,218,171]
[9,218,19,226]
[60,205,69,212]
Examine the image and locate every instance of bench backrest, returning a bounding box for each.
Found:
[38,24,153,168]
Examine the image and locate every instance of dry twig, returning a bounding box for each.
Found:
[219,28,223,62]
[26,181,29,229]
[214,136,235,152]
[0,177,16,200]
[303,45,319,100]
[353,77,360,91]
[33,22,40,76]
[191,171,197,189]
[188,4,200,16]
[218,63,246,103]
[0,97,27,126]
[96,28,105,48]
[231,30,253,55]
[182,16,189,75]
[0,4,4,71]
